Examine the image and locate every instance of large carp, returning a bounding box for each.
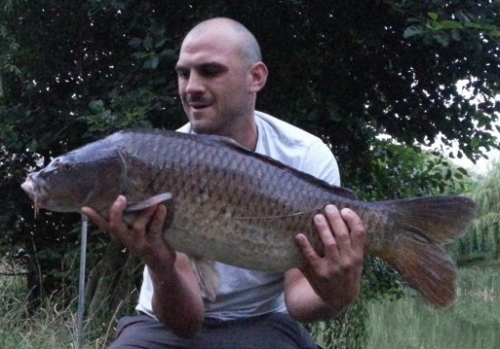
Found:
[21,129,475,307]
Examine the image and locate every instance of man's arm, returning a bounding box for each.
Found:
[150,251,205,338]
[284,205,366,322]
[81,196,204,338]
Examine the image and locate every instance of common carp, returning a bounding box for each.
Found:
[21,129,476,307]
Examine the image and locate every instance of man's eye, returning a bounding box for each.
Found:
[201,66,222,77]
[176,69,189,78]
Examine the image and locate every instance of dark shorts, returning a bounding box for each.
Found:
[108,312,319,349]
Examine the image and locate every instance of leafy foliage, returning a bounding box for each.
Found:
[351,139,473,200]
[461,162,500,261]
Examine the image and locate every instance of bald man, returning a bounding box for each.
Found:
[83,17,366,349]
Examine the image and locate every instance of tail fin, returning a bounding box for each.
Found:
[382,196,476,307]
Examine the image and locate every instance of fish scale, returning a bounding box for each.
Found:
[21,129,476,307]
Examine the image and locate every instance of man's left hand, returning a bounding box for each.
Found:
[294,204,366,312]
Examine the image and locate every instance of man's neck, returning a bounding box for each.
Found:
[223,112,258,151]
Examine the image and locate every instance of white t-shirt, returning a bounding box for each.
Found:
[136,111,340,320]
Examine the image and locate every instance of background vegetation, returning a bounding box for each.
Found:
[365,259,500,349]
[1,0,499,348]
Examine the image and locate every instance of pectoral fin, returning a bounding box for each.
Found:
[125,192,173,212]
[122,192,175,230]
[189,257,220,302]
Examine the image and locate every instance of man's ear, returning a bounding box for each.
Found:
[248,62,268,93]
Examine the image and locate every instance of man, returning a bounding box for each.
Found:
[83,17,366,349]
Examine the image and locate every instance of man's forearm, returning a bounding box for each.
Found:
[150,255,205,338]
[285,270,344,322]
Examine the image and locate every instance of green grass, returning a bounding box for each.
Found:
[366,260,500,349]
[0,259,119,349]
[0,286,109,349]
[0,265,73,349]
[1,260,499,348]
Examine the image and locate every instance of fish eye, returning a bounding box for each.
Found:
[62,163,71,171]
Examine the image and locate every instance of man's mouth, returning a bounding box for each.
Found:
[190,103,210,110]
[187,98,213,110]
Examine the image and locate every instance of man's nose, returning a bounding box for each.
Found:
[185,72,205,94]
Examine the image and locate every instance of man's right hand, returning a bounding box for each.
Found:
[82,195,176,270]
[81,195,205,338]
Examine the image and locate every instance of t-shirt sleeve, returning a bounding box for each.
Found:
[301,139,341,187]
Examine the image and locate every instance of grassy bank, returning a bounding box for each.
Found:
[1,261,499,348]
[366,260,500,349]
[0,267,71,349]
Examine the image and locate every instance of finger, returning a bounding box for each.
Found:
[314,206,345,261]
[324,204,351,250]
[340,208,366,256]
[149,205,167,234]
[81,206,111,232]
[295,233,322,266]
[130,204,159,232]
[314,210,336,246]
[108,195,127,230]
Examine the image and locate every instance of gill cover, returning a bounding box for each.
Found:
[80,146,129,209]
[43,144,129,211]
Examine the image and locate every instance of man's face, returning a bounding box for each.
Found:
[175,30,254,136]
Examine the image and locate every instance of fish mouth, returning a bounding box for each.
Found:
[21,180,36,201]
[21,176,48,215]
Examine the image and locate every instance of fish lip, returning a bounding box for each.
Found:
[21,176,48,209]
[21,180,36,201]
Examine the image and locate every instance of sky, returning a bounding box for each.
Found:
[453,147,500,176]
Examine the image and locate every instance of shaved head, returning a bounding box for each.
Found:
[184,17,262,65]
[176,17,268,150]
